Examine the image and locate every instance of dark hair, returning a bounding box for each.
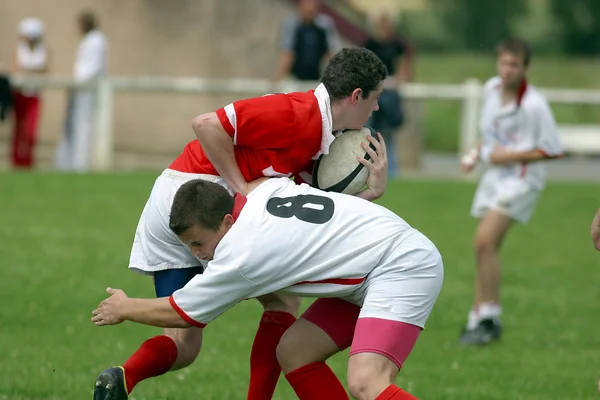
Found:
[79,11,98,33]
[169,179,234,235]
[321,47,388,101]
[496,38,532,66]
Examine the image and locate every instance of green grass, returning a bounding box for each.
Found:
[412,54,600,152]
[1,172,600,399]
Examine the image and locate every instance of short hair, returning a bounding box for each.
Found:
[496,38,532,66]
[79,11,98,33]
[321,47,388,101]
[169,179,234,235]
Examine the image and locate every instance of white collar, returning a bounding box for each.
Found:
[312,83,335,159]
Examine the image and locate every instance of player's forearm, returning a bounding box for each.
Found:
[119,297,190,328]
[504,149,548,164]
[192,112,247,194]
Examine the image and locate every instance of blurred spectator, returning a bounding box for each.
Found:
[273,0,339,82]
[55,10,108,172]
[364,12,413,178]
[0,60,13,124]
[11,17,49,169]
[591,208,600,251]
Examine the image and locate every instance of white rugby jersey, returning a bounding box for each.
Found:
[170,178,412,327]
[479,77,563,190]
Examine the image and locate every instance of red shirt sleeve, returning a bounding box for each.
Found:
[215,94,295,149]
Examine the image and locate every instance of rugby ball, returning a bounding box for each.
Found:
[312,126,378,195]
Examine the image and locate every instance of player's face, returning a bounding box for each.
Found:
[497,51,527,89]
[179,215,235,261]
[347,82,384,129]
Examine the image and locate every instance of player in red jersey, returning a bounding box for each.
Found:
[93,47,388,400]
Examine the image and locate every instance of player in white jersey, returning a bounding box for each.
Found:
[92,177,444,400]
[459,38,563,345]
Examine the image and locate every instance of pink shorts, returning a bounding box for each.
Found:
[302,299,422,368]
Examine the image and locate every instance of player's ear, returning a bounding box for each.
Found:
[222,214,235,230]
[351,88,362,104]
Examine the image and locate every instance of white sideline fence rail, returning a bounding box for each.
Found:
[11,75,600,171]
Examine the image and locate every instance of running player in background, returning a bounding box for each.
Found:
[459,38,563,345]
[92,177,444,400]
[93,47,388,400]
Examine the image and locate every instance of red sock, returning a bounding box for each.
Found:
[285,362,349,400]
[247,311,296,400]
[122,335,178,393]
[375,384,418,400]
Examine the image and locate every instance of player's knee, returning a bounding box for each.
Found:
[347,367,381,400]
[165,328,203,369]
[347,354,397,400]
[474,232,496,258]
[276,328,302,372]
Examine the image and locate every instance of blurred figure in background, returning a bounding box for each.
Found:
[459,38,563,346]
[364,12,413,178]
[591,208,600,251]
[11,17,49,169]
[273,0,339,82]
[55,10,108,172]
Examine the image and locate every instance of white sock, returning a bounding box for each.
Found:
[478,301,502,321]
[467,309,480,330]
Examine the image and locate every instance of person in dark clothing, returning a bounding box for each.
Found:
[273,0,339,82]
[364,13,413,178]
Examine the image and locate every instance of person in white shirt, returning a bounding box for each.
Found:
[11,17,49,169]
[459,38,563,345]
[92,177,444,400]
[55,10,108,172]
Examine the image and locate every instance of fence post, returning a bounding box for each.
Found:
[92,77,114,171]
[459,78,482,158]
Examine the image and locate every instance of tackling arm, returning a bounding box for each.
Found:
[119,297,190,328]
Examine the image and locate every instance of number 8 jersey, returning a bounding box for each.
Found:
[170,177,413,328]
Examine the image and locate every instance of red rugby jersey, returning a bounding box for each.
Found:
[169,86,333,184]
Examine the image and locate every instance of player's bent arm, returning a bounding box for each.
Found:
[119,297,190,328]
[498,148,554,164]
[191,112,248,195]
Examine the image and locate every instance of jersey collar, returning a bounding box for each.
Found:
[232,193,247,222]
[312,83,335,159]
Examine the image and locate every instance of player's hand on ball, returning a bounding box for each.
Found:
[357,132,388,200]
[91,287,128,326]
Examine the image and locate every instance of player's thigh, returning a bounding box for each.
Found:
[353,231,443,363]
[475,209,514,249]
[129,174,202,274]
[277,298,360,372]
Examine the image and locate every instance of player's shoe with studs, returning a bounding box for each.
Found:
[459,318,502,346]
[94,366,128,400]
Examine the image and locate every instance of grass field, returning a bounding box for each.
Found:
[1,172,600,399]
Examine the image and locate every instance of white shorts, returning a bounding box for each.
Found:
[470,170,541,224]
[347,229,444,329]
[129,169,233,275]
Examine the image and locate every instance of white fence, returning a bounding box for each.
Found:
[11,75,600,171]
